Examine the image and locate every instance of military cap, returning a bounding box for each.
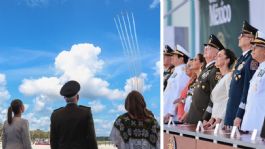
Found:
[172,44,189,58]
[204,34,225,50]
[60,80,80,98]
[241,20,258,36]
[251,31,265,46]
[163,45,174,56]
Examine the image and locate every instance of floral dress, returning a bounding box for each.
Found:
[110,113,160,149]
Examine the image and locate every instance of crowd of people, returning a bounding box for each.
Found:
[163,21,265,137]
[1,80,159,149]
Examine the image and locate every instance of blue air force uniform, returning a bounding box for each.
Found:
[224,21,259,126]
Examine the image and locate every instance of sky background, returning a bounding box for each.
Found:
[0,0,160,136]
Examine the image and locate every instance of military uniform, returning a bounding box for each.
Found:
[50,80,98,149]
[241,31,265,132]
[163,45,174,90]
[224,21,259,126]
[186,34,223,124]
[163,45,189,118]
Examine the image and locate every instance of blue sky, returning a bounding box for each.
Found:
[0,0,160,136]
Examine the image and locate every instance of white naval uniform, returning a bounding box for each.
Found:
[241,61,265,131]
[163,64,189,117]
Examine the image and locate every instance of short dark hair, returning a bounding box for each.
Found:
[176,54,189,64]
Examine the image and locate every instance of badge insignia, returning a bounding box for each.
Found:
[237,63,244,71]
[168,135,177,149]
[202,70,210,79]
[215,72,222,80]
[250,60,259,70]
[258,69,265,77]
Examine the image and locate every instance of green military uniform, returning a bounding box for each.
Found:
[50,80,98,149]
[186,34,223,124]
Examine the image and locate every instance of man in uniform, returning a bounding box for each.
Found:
[164,44,189,123]
[163,45,174,90]
[241,31,265,132]
[50,80,98,149]
[186,34,223,124]
[224,21,259,128]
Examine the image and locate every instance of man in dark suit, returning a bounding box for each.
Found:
[224,21,259,128]
[185,34,223,124]
[50,80,98,149]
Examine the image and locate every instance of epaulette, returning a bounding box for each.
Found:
[79,105,91,110]
[53,107,63,112]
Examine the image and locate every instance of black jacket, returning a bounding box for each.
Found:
[50,103,98,149]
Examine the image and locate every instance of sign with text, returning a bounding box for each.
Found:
[200,0,249,56]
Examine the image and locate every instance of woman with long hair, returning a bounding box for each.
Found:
[110,90,160,149]
[2,99,32,149]
[174,54,206,122]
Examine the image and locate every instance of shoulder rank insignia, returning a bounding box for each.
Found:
[215,72,222,80]
[53,107,63,112]
[171,72,177,78]
[250,60,259,70]
[258,69,265,77]
[201,70,210,79]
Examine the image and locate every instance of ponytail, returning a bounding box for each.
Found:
[7,106,13,124]
[7,99,23,125]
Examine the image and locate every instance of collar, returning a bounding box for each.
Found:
[260,61,265,68]
[66,102,77,106]
[173,64,186,72]
[242,49,251,56]
[206,60,215,68]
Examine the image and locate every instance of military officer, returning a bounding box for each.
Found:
[164,45,175,90]
[241,31,265,132]
[50,80,98,149]
[224,21,259,128]
[185,34,223,124]
[164,44,189,123]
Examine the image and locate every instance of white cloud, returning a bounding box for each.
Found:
[149,0,160,9]
[0,73,11,103]
[154,60,160,76]
[19,77,61,98]
[33,95,50,112]
[25,113,50,131]
[88,100,106,113]
[0,108,7,123]
[23,0,49,7]
[19,43,151,102]
[109,104,126,114]
[124,73,151,94]
[94,118,115,136]
[18,43,152,131]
